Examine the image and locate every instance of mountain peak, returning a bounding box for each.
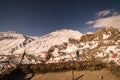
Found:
[106,27,114,31]
[80,27,120,42]
[25,29,83,56]
[0,31,24,39]
[49,29,82,40]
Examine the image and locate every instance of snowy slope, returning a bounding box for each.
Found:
[0,31,35,55]
[25,29,82,56]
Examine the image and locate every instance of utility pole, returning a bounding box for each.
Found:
[70,54,74,80]
[70,61,74,80]
[72,67,74,80]
[70,50,85,80]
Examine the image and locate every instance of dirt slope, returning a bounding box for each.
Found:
[31,69,119,80]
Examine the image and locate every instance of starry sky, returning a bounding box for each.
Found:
[0,0,120,36]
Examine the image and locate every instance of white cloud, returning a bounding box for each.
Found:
[86,21,95,24]
[86,10,120,29]
[95,10,111,17]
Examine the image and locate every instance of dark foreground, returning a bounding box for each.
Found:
[0,61,120,80]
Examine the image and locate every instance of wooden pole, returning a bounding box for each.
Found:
[72,68,74,80]
[70,54,74,80]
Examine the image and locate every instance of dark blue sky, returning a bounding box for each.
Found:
[0,0,120,36]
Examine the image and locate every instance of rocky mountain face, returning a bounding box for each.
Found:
[0,27,120,76]
[46,27,120,64]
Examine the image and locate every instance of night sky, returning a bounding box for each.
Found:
[0,0,120,36]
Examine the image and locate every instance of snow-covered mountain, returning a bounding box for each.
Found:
[22,29,82,62]
[0,27,120,75]
[0,31,35,55]
[0,29,82,74]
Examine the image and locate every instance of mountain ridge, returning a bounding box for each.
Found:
[0,27,120,76]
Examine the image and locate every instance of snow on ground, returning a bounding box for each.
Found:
[106,46,119,53]
[103,34,110,40]
[0,39,25,55]
[86,32,93,34]
[96,45,120,65]
[80,41,98,49]
[47,44,78,63]
[13,47,25,55]
[63,44,78,53]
